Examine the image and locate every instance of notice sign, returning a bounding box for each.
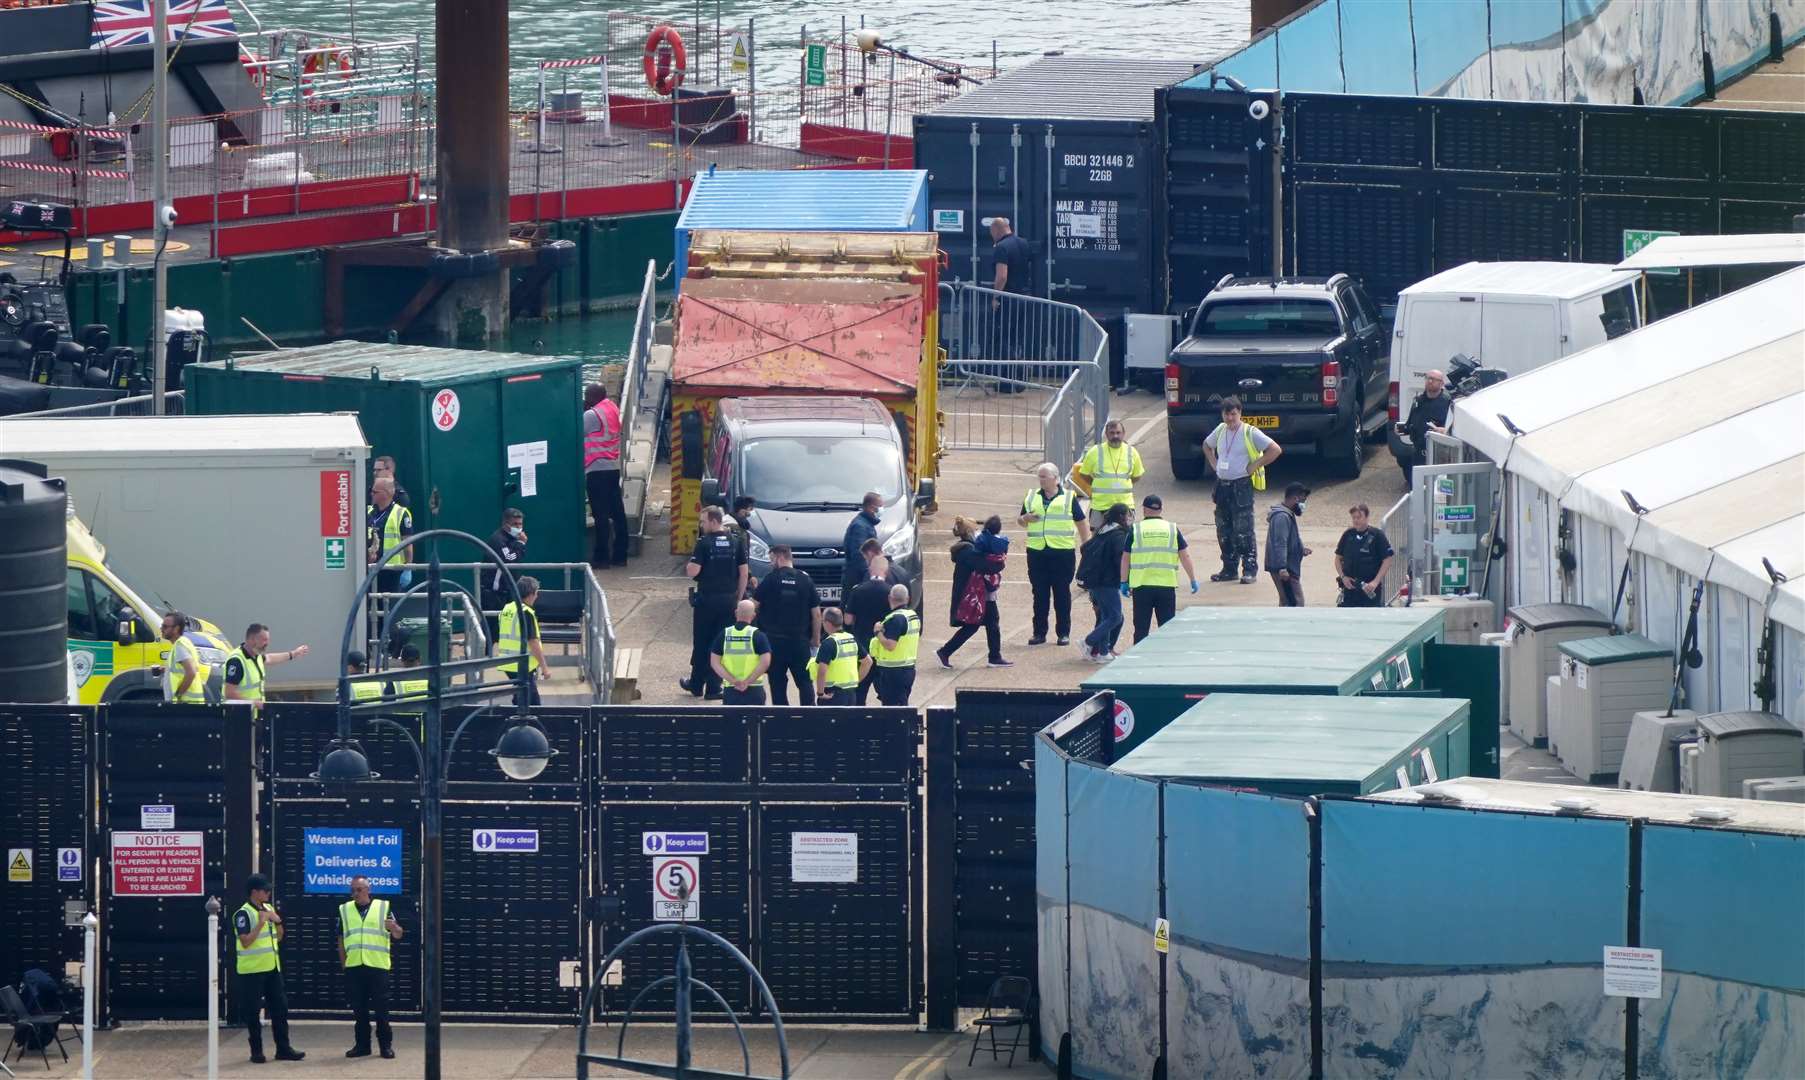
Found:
[111,831,204,897]
[472,829,539,853]
[790,832,858,883]
[7,848,30,883]
[642,832,709,856]
[1603,946,1663,998]
[506,440,548,499]
[140,804,175,830]
[1153,917,1170,955]
[57,847,81,882]
[319,469,352,538]
[932,208,964,233]
[1437,504,1476,523]
[303,828,403,894]
[653,856,700,921]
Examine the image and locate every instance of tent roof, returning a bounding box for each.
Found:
[1614,233,1805,272]
[1451,267,1805,630]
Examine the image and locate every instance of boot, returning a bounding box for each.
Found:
[1208,563,1237,583]
[1240,560,1259,585]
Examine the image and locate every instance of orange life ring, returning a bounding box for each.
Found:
[302,49,352,97]
[643,25,686,97]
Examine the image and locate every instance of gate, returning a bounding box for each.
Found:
[0,706,94,1004]
[937,283,1108,459]
[592,706,922,1022]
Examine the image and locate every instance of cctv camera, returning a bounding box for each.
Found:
[1248,99,1270,121]
[158,205,178,228]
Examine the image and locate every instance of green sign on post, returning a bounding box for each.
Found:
[804,44,826,87]
[1437,504,1476,523]
[324,537,347,570]
[1623,229,1681,275]
[1440,556,1470,594]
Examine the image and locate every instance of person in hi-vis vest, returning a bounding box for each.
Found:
[338,874,404,1059]
[234,874,305,1063]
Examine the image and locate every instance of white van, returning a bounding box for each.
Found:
[1387,261,1639,472]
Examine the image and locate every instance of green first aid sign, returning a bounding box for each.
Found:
[804,44,826,87]
[1440,556,1470,594]
[324,537,347,570]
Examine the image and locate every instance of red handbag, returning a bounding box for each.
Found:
[955,571,989,626]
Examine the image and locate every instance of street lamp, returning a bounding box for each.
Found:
[319,527,551,1080]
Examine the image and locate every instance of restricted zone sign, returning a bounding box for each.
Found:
[111,831,204,897]
[652,855,700,921]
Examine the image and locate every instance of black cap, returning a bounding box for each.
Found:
[345,650,368,668]
[1285,482,1310,498]
[1141,494,1162,510]
[247,873,271,895]
[401,644,422,664]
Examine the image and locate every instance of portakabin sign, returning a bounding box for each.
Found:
[319,469,352,538]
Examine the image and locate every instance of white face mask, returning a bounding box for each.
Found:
[1294,500,1307,515]
[507,525,523,538]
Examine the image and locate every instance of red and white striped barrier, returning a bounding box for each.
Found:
[0,117,130,139]
[540,54,608,69]
[0,159,131,179]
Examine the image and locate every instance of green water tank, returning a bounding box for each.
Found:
[187,342,586,564]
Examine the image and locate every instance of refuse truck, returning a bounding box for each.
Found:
[669,229,944,553]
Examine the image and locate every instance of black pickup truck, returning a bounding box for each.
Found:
[1165,274,1389,480]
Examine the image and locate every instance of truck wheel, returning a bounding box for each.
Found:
[1323,403,1365,480]
[1169,430,1206,481]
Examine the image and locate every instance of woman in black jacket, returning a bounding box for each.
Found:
[936,517,1012,668]
[1077,502,1131,661]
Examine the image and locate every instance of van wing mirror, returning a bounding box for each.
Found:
[699,477,722,508]
[914,478,936,510]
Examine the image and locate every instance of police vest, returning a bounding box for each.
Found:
[350,678,385,702]
[1023,488,1078,551]
[719,624,763,684]
[1128,519,1180,589]
[227,646,266,704]
[371,505,408,569]
[822,632,860,690]
[869,609,921,668]
[164,635,211,703]
[395,677,430,702]
[236,902,280,974]
[498,600,540,674]
[340,899,392,970]
[1082,443,1141,512]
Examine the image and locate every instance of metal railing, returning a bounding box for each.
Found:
[1378,492,1413,604]
[1,390,186,419]
[621,259,659,457]
[937,283,1109,456]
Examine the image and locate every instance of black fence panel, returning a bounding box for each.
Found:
[595,709,753,786]
[1159,85,1279,312]
[100,704,230,1020]
[0,706,93,994]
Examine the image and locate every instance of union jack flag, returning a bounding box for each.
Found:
[91,1,238,50]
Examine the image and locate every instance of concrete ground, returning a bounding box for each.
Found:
[572,386,1578,783]
[18,1021,1034,1079]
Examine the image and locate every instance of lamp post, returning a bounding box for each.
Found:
[315,528,552,1080]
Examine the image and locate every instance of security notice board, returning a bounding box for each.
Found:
[111,831,205,896]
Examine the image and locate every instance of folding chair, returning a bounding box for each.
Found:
[967,975,1033,1068]
[0,985,72,1069]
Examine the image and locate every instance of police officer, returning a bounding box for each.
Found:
[338,874,403,1059]
[367,477,414,603]
[1120,495,1199,644]
[223,623,309,708]
[497,575,550,706]
[682,506,747,699]
[868,584,920,706]
[157,610,210,703]
[753,545,821,706]
[1019,461,1090,646]
[235,874,305,1063]
[814,608,870,706]
[711,599,773,705]
[343,650,386,703]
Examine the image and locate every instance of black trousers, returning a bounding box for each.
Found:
[237,969,294,1054]
[941,601,1002,663]
[722,684,767,705]
[765,636,815,706]
[688,594,736,694]
[346,966,392,1051]
[1027,547,1076,639]
[1131,586,1177,643]
[1339,584,1384,608]
[874,666,915,706]
[585,469,630,565]
[853,632,878,705]
[1271,573,1305,607]
[1212,477,1257,570]
[820,686,857,706]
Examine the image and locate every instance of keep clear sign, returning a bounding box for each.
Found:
[303,828,403,894]
[790,832,858,883]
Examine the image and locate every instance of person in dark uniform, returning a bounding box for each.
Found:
[988,217,1033,383]
[711,599,773,705]
[1399,369,1454,488]
[370,455,411,508]
[728,496,757,559]
[483,508,528,640]
[681,506,747,699]
[814,607,871,706]
[869,584,921,706]
[752,545,820,706]
[366,477,414,606]
[844,554,897,705]
[1334,503,1396,607]
[234,873,305,1064]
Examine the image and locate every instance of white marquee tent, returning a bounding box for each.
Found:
[1452,267,1805,723]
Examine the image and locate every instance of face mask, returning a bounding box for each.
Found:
[507,526,523,538]
[1294,501,1307,515]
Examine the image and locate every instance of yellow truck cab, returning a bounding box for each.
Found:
[65,513,228,703]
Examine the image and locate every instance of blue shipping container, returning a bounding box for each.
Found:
[673,168,930,284]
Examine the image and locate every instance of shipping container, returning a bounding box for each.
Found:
[1112,693,1474,796]
[186,342,585,563]
[914,56,1202,366]
[0,414,368,691]
[673,168,930,286]
[1083,605,1446,754]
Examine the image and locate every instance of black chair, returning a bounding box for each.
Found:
[968,975,1033,1068]
[533,589,585,656]
[0,985,71,1069]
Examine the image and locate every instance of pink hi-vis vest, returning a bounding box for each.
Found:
[585,400,622,467]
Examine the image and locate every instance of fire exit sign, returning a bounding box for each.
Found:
[1622,229,1680,275]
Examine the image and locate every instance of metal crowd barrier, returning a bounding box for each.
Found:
[1,390,186,419]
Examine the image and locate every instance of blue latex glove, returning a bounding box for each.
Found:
[1190,579,1200,594]
[1119,582,1131,598]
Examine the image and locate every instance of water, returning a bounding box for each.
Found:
[248,0,1249,365]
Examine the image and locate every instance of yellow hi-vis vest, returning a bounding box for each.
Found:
[350,678,385,702]
[227,646,266,704]
[1128,518,1180,589]
[497,600,540,674]
[869,609,921,668]
[1081,443,1141,512]
[340,899,392,970]
[236,902,280,974]
[822,631,859,690]
[371,504,409,569]
[1209,421,1269,491]
[1023,488,1078,551]
[718,624,764,685]
[164,635,211,703]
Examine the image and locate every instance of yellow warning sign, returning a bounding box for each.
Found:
[7,848,31,883]
[1153,917,1169,955]
[731,33,748,73]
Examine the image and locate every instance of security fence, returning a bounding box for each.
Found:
[937,283,1109,458]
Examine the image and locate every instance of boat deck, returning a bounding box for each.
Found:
[1693,37,1805,112]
